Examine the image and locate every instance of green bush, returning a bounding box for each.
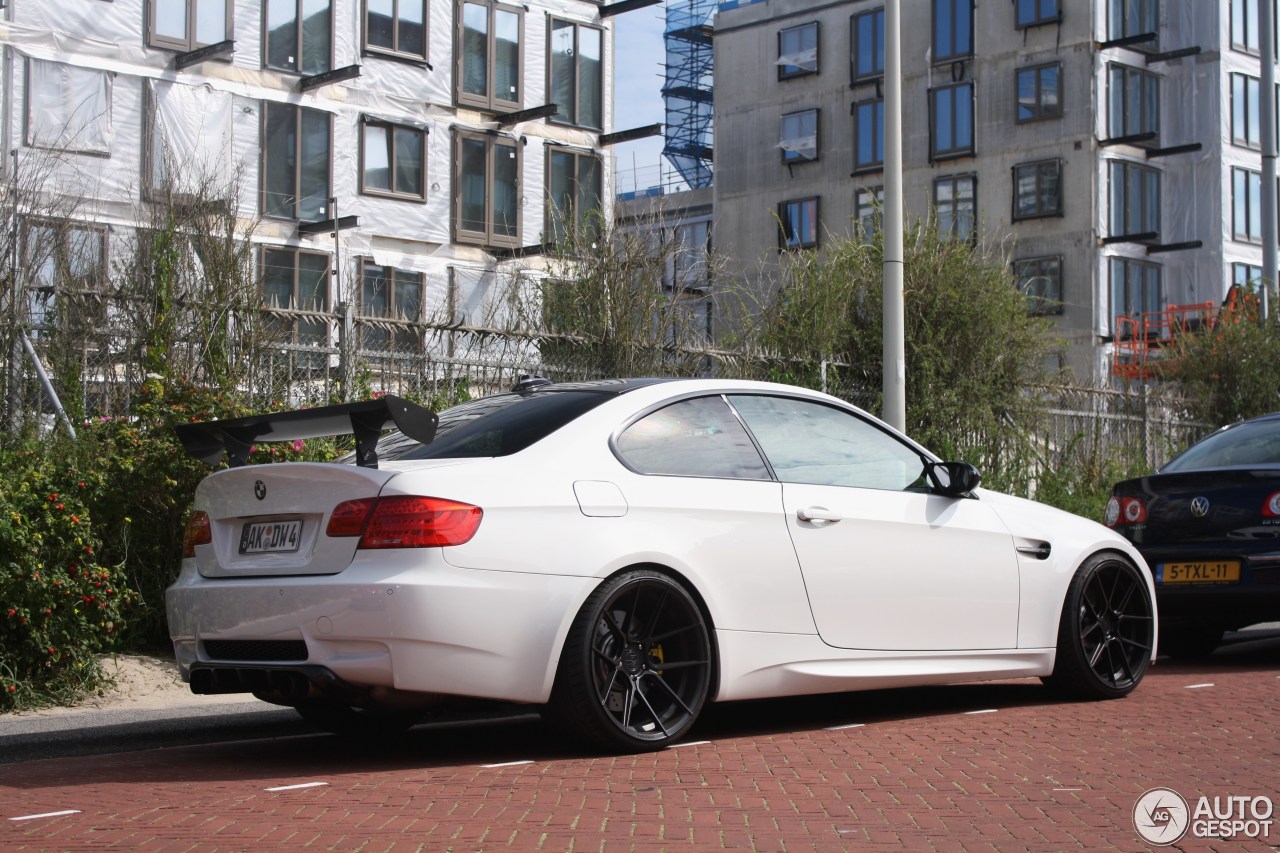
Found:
[0,446,135,710]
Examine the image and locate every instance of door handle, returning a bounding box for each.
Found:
[797,506,842,524]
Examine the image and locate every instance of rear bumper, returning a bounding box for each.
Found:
[165,550,597,705]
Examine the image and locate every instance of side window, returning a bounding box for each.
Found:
[729,395,924,491]
[615,397,770,480]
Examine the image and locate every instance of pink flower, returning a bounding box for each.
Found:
[292,439,305,452]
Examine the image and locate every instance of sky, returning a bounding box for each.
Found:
[611,4,670,195]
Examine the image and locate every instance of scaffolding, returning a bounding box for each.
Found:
[662,0,716,189]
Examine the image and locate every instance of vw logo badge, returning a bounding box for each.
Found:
[254,480,267,501]
[1189,496,1209,518]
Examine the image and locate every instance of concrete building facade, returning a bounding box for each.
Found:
[709,0,1269,384]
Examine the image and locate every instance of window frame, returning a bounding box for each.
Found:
[357,258,424,352]
[1108,160,1161,239]
[148,0,232,52]
[1233,261,1264,289]
[780,108,819,164]
[778,21,819,80]
[259,246,332,354]
[1232,166,1263,244]
[1013,159,1063,221]
[1110,256,1162,323]
[855,185,884,241]
[546,145,603,245]
[1230,0,1262,55]
[22,219,110,333]
[1015,0,1061,28]
[1013,255,1063,316]
[548,17,604,130]
[853,98,884,173]
[933,173,976,242]
[359,117,427,201]
[24,58,113,156]
[778,197,819,251]
[452,129,522,249]
[1108,63,1159,140]
[1231,72,1262,149]
[850,7,884,84]
[1016,62,1061,123]
[456,0,525,113]
[932,0,973,63]
[364,0,429,62]
[1107,0,1158,50]
[264,0,333,74]
[929,82,974,161]
[260,101,333,222]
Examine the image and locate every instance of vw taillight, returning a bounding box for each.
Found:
[183,510,212,557]
[1264,491,1280,518]
[1105,496,1147,527]
[327,496,483,548]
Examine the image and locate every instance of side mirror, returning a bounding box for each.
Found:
[925,461,982,497]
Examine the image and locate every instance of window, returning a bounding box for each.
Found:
[457,0,522,112]
[1109,161,1160,238]
[616,397,770,480]
[933,0,973,62]
[549,19,602,129]
[853,99,884,172]
[1234,262,1264,289]
[24,220,108,332]
[1110,257,1162,321]
[454,131,520,248]
[779,198,818,250]
[145,79,234,197]
[359,261,423,352]
[850,8,884,82]
[1232,73,1262,148]
[1108,64,1158,139]
[1233,167,1263,243]
[930,82,973,160]
[1014,256,1062,316]
[25,59,112,155]
[778,22,818,79]
[1231,0,1261,53]
[671,220,711,291]
[365,0,427,61]
[729,395,925,492]
[265,0,332,74]
[934,175,975,242]
[1107,0,1157,46]
[855,185,883,240]
[261,248,330,355]
[262,102,331,222]
[361,119,426,200]
[780,109,818,163]
[547,147,602,245]
[148,0,230,51]
[1016,0,1060,27]
[1013,160,1062,220]
[1016,63,1060,122]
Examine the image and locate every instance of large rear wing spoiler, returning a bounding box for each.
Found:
[175,396,439,469]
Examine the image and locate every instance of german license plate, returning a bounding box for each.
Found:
[1157,561,1241,584]
[239,520,302,554]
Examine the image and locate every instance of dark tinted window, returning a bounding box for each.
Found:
[379,390,610,460]
[1163,420,1280,471]
[616,396,770,479]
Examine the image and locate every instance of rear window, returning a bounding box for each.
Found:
[376,390,611,461]
[1163,419,1280,472]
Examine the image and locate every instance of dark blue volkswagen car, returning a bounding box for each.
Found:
[1107,412,1280,657]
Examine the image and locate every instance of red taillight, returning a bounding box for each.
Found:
[1105,496,1147,527]
[327,496,482,548]
[183,510,212,557]
[1264,491,1280,518]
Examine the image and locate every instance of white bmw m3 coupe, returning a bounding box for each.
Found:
[167,377,1156,751]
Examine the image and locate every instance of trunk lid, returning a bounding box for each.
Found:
[1114,468,1280,545]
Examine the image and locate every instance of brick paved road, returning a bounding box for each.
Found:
[2,636,1277,852]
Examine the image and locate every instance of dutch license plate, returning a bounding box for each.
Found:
[1158,560,1241,584]
[239,520,302,554]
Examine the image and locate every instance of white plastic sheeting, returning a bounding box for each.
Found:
[148,78,234,193]
[25,57,113,153]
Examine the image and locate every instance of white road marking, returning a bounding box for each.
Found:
[964,709,998,715]
[264,782,329,792]
[825,723,866,731]
[9,810,81,822]
[666,740,710,748]
[481,760,533,768]
[1184,683,1215,689]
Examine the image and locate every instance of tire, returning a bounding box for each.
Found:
[1158,625,1225,659]
[292,701,421,738]
[545,569,713,752]
[1043,553,1155,699]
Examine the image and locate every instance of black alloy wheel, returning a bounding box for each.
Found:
[547,570,713,751]
[1045,554,1155,699]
